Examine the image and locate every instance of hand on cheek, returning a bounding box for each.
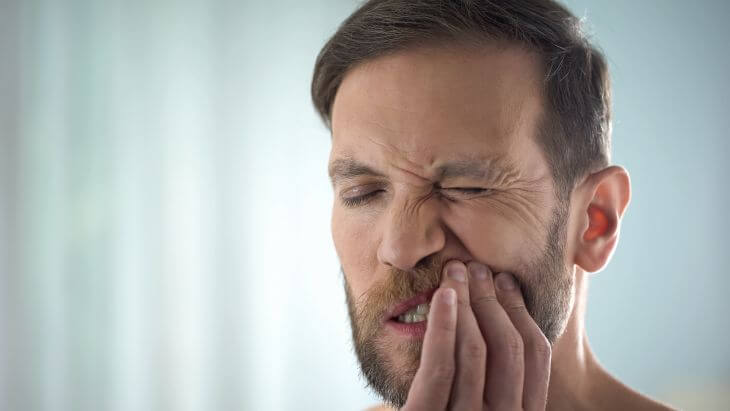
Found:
[439,260,487,410]
[402,260,551,411]
[492,270,552,411]
[467,262,525,408]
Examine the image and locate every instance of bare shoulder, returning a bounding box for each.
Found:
[627,393,677,411]
[364,404,397,411]
[596,370,677,411]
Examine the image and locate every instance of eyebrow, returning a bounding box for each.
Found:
[328,157,385,186]
[328,154,520,186]
[436,156,520,183]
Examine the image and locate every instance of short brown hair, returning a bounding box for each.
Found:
[311,0,611,196]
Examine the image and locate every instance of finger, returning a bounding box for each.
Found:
[467,261,524,409]
[403,287,457,411]
[494,272,551,411]
[440,260,486,410]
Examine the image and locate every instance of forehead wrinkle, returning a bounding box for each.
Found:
[363,133,435,172]
[358,131,438,186]
[387,161,434,187]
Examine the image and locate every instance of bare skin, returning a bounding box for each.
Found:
[329,44,673,410]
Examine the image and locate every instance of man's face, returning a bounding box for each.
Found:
[328,44,574,403]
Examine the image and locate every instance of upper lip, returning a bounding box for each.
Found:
[385,288,438,321]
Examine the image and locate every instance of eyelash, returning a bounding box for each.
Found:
[341,188,491,208]
[342,190,384,207]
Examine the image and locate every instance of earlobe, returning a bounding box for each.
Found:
[574,166,631,273]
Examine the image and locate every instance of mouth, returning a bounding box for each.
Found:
[385,288,437,324]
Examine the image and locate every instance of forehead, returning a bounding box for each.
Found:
[329,44,547,179]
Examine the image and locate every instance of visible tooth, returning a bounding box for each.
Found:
[396,313,427,324]
[396,303,432,323]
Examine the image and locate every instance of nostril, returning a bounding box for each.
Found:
[414,253,439,272]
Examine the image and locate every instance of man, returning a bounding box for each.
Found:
[311,0,673,409]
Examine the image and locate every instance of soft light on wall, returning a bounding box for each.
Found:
[1,0,728,410]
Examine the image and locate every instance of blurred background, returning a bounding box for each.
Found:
[1,0,728,410]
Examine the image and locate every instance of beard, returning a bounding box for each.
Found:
[342,202,574,408]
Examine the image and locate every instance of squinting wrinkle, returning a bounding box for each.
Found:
[492,187,551,237]
[494,166,521,187]
[363,134,435,183]
[393,187,437,225]
[390,163,432,185]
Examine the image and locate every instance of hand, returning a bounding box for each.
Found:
[401,260,551,410]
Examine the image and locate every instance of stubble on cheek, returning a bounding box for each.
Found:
[342,256,443,404]
[373,333,423,387]
[345,254,443,341]
[339,201,573,406]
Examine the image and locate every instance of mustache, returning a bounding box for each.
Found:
[354,255,446,328]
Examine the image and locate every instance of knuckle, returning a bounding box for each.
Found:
[462,339,486,361]
[428,363,456,385]
[434,320,457,334]
[503,331,524,361]
[503,302,527,315]
[471,294,498,311]
[457,298,472,310]
[527,333,552,362]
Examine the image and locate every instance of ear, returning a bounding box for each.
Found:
[572,166,631,273]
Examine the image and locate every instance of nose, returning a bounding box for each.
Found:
[376,197,445,271]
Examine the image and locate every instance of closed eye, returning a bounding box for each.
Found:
[440,187,493,200]
[443,187,489,194]
[341,189,385,207]
[341,187,491,208]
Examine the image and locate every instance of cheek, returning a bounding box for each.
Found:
[442,204,545,272]
[332,206,379,292]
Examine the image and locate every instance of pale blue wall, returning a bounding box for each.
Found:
[560,0,730,404]
[1,1,727,410]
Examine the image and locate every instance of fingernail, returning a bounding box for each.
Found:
[446,263,466,282]
[441,288,456,306]
[495,273,516,291]
[470,263,488,280]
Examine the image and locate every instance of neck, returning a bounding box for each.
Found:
[547,268,598,410]
[546,270,669,411]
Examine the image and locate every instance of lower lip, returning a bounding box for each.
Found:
[385,319,428,338]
